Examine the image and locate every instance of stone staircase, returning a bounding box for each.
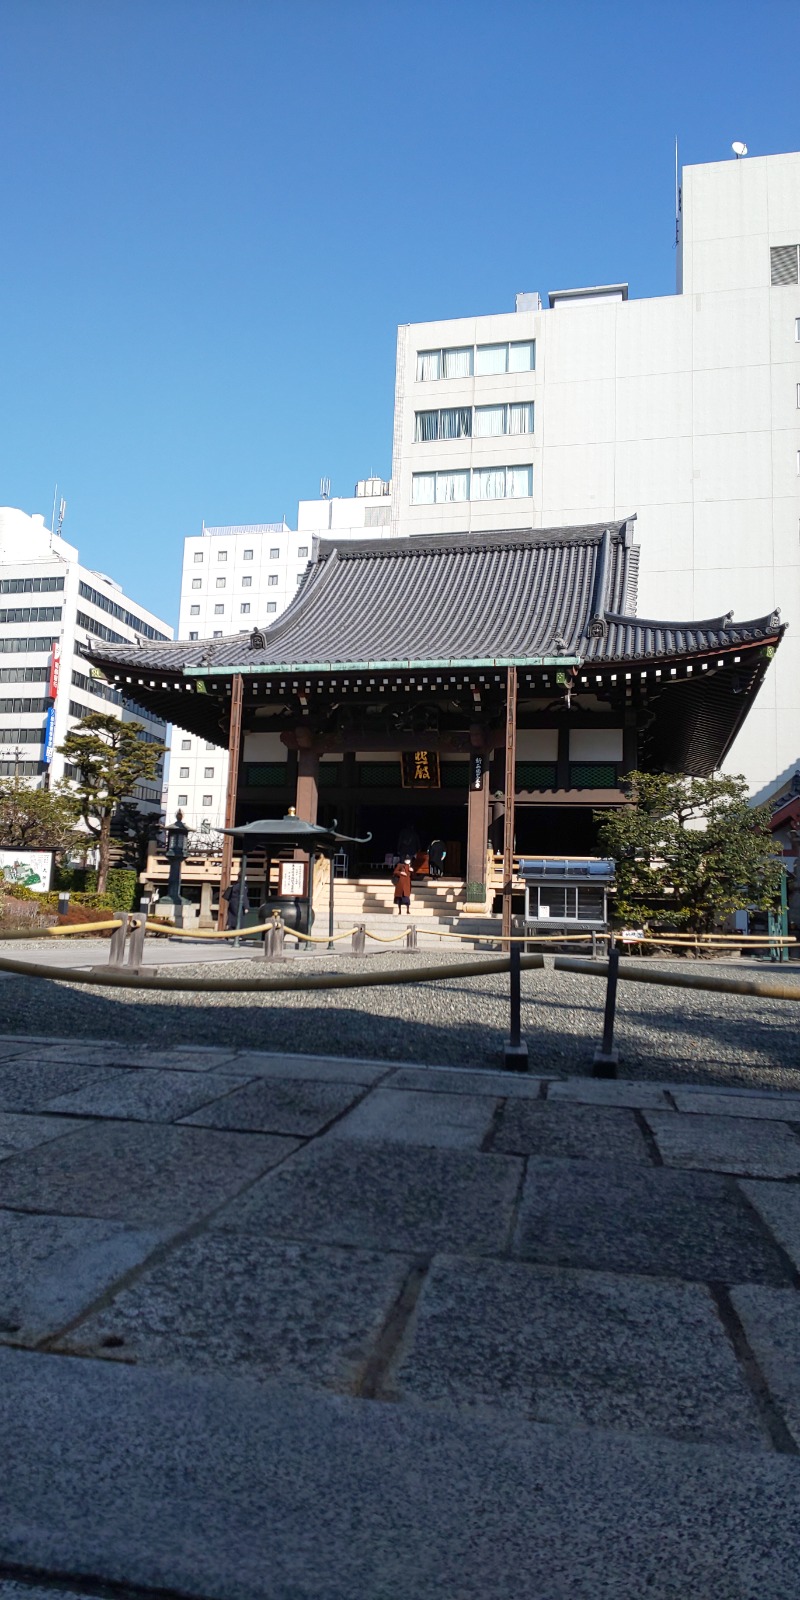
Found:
[330,877,468,922]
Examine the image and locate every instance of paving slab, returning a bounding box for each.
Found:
[8,1042,242,1072]
[0,1060,116,1113]
[740,1180,800,1273]
[213,1139,523,1255]
[326,1087,496,1149]
[388,1065,547,1097]
[547,1078,673,1110]
[493,1100,650,1162]
[645,1111,800,1178]
[392,1256,766,1447]
[220,1050,391,1085]
[0,1209,165,1343]
[513,1160,794,1284]
[58,1232,411,1392]
[42,1068,254,1124]
[0,1112,89,1159]
[180,1075,364,1136]
[730,1284,800,1448]
[0,1121,299,1227]
[672,1090,800,1122]
[2,1347,800,1600]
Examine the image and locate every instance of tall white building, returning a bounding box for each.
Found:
[168,478,392,829]
[390,150,800,800]
[0,507,172,806]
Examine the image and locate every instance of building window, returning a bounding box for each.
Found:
[181,739,191,750]
[474,401,534,437]
[243,549,253,560]
[214,603,224,615]
[415,407,472,442]
[189,631,198,640]
[770,244,800,285]
[270,547,280,559]
[268,574,278,586]
[213,630,222,637]
[411,470,469,505]
[179,766,189,778]
[416,346,473,382]
[242,575,252,587]
[202,794,213,806]
[204,766,214,778]
[266,601,277,613]
[217,550,227,561]
[205,742,215,751]
[193,552,203,564]
[797,383,800,408]
[177,794,188,805]
[240,602,250,614]
[472,464,533,500]
[190,605,200,616]
[475,340,535,375]
[216,577,226,589]
[298,545,308,557]
[191,578,202,590]
[796,318,800,341]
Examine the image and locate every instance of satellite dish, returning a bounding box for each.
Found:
[732,141,748,158]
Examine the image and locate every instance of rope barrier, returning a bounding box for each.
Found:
[553,954,800,1003]
[0,949,544,993]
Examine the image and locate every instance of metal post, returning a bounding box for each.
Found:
[503,941,529,1071]
[352,923,366,955]
[328,850,335,952]
[57,891,70,917]
[501,665,518,944]
[108,912,129,967]
[405,924,417,950]
[593,944,620,1076]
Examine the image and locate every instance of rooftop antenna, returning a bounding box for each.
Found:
[320,476,330,500]
[56,498,66,537]
[732,141,748,158]
[50,483,58,535]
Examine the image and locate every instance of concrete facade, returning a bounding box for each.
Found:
[0,507,171,807]
[390,152,800,800]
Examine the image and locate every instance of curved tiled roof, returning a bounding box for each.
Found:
[84,519,783,677]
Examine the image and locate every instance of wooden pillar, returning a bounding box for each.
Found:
[622,713,638,777]
[466,757,490,892]
[556,721,570,792]
[217,673,244,930]
[295,746,320,825]
[502,666,518,941]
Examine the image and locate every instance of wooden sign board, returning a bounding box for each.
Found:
[279,859,307,897]
[401,750,441,789]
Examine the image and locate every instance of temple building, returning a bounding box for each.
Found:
[82,518,784,912]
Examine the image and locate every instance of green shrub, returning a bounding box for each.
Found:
[81,868,139,911]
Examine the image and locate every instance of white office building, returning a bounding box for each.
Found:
[390,150,800,801]
[0,506,172,807]
[168,478,392,830]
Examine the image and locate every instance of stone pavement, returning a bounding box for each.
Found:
[0,1032,799,1598]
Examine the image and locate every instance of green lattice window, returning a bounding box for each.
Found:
[244,762,287,787]
[318,763,341,788]
[570,761,618,789]
[357,761,400,787]
[515,762,557,792]
[441,762,470,788]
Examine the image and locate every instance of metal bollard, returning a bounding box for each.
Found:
[57,891,71,917]
[126,914,146,970]
[405,924,418,950]
[593,944,620,1076]
[352,923,366,955]
[108,912,129,967]
[503,942,529,1071]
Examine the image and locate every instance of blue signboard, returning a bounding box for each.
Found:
[43,706,56,766]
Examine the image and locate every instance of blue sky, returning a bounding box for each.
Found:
[1,0,799,626]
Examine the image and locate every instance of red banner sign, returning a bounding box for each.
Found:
[48,642,61,701]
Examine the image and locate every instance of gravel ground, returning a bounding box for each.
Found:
[0,948,798,1090]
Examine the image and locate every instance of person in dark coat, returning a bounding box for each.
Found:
[429,839,447,879]
[392,856,413,914]
[223,877,249,930]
